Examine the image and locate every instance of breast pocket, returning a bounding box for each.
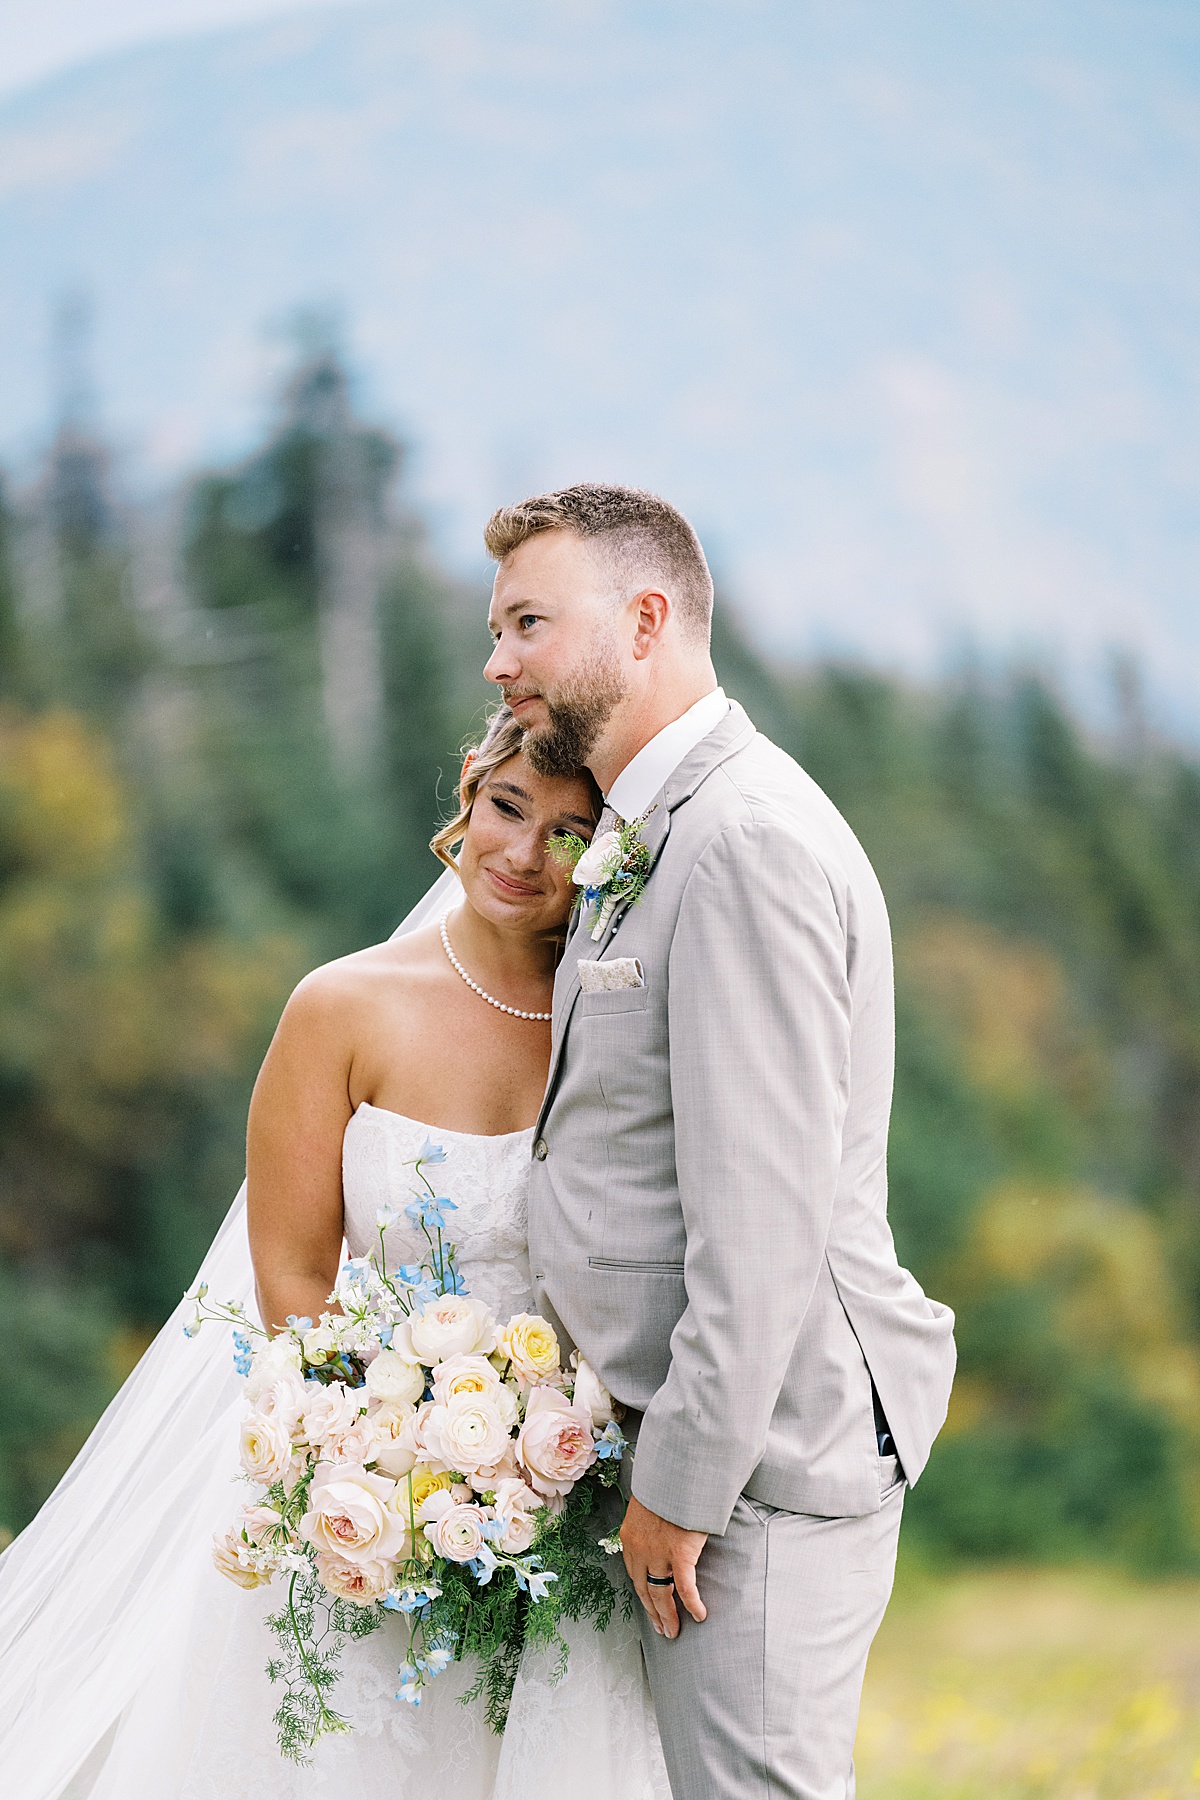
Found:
[577,987,651,1017]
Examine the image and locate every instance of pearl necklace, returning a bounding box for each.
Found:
[439,914,553,1021]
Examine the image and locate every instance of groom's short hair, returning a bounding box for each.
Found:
[484,484,714,642]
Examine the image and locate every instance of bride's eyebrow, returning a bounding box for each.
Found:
[490,780,593,834]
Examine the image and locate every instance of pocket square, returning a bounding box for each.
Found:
[578,957,645,993]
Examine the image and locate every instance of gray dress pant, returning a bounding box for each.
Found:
[638,1465,904,1800]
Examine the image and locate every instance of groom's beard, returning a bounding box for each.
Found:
[509,653,627,778]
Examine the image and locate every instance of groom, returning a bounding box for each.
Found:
[483,485,956,1800]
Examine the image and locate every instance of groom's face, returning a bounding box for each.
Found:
[484,530,629,777]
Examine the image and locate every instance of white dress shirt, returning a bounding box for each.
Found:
[605,687,730,822]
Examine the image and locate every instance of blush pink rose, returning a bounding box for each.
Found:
[239,1503,285,1547]
[212,1526,273,1589]
[254,1368,309,1438]
[315,1550,394,1606]
[300,1462,406,1565]
[404,1294,498,1364]
[300,1383,365,1451]
[491,1476,541,1553]
[422,1494,490,1563]
[516,1387,598,1497]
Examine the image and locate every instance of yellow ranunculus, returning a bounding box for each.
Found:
[406,1465,453,1512]
[498,1314,561,1383]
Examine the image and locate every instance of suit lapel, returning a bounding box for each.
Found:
[537,703,758,1130]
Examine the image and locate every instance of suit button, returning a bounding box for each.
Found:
[532,1138,548,1161]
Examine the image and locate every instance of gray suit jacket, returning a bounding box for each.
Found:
[528,703,956,1535]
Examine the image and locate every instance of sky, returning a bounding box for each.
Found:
[1,0,1197,734]
[0,0,356,100]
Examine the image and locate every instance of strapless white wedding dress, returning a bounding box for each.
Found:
[170,1105,669,1800]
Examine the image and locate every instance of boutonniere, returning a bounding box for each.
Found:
[549,807,656,940]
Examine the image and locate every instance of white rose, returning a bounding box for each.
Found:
[302,1322,341,1366]
[572,829,623,890]
[423,1498,490,1563]
[408,1294,498,1364]
[301,1383,365,1450]
[238,1412,295,1486]
[300,1462,407,1565]
[315,1550,394,1606]
[254,1367,309,1438]
[323,1413,379,1466]
[366,1348,425,1407]
[422,1392,512,1476]
[432,1354,518,1427]
[212,1526,274,1589]
[571,1357,615,1429]
[369,1401,419,1477]
[244,1334,302,1403]
[491,1477,540,1553]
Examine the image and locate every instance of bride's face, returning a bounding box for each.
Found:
[458,752,599,934]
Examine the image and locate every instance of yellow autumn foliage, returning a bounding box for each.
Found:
[953,1179,1200,1432]
[0,705,304,1250]
[899,914,1104,1110]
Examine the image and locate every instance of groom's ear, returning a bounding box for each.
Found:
[630,587,671,660]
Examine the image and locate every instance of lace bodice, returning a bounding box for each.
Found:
[342,1103,535,1324]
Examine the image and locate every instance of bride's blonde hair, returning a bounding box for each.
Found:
[430,706,603,872]
[430,707,527,872]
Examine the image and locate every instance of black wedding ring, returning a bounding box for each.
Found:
[646,1573,674,1586]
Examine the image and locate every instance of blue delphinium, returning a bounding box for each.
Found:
[595,1420,627,1461]
[395,1662,423,1706]
[404,1193,457,1232]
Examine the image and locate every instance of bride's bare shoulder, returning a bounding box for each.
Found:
[275,926,441,1040]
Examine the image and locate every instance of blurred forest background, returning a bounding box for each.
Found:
[4,334,1200,1583]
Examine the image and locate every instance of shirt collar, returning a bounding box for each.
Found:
[605,687,730,821]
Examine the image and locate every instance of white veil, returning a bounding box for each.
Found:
[0,867,461,1799]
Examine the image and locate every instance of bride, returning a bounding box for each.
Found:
[0,708,671,1800]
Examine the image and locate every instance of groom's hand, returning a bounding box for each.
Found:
[620,1494,708,1639]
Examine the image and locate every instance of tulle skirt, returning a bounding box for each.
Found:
[62,1535,669,1799]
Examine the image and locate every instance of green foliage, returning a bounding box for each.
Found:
[0,1269,122,1533]
[745,658,1200,1570]
[2,350,1200,1580]
[420,1474,629,1736]
[266,1564,382,1762]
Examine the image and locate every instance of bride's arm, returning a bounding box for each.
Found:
[246,970,357,1335]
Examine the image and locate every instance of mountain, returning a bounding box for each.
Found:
[1,0,1198,724]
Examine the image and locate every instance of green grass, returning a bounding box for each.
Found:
[856,1566,1200,1799]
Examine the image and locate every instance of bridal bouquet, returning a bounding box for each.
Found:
[185,1139,628,1763]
